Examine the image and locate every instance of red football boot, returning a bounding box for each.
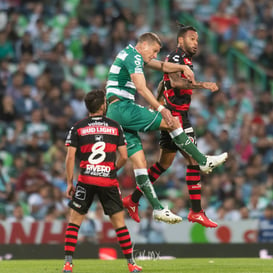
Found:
[188,209,218,228]
[128,263,142,272]
[122,194,140,223]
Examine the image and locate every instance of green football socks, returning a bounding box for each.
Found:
[169,128,207,166]
[134,169,163,210]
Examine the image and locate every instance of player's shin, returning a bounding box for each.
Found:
[116,226,143,272]
[131,162,166,203]
[134,169,163,210]
[63,223,79,272]
[186,165,202,212]
[169,128,207,165]
[116,226,133,261]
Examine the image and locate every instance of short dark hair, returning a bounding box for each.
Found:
[138,32,162,47]
[176,22,197,42]
[84,89,105,114]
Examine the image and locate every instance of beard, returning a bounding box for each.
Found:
[184,45,197,57]
[187,49,196,57]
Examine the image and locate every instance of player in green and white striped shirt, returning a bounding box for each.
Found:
[106,44,146,101]
[106,32,227,224]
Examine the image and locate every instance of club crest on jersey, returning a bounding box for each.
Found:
[183,58,192,65]
[95,135,103,141]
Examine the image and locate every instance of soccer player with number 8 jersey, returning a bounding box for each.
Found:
[63,90,142,273]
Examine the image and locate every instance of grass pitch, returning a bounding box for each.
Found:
[0,258,272,273]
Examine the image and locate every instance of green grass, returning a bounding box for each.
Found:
[0,258,273,273]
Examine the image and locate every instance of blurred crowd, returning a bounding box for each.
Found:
[0,0,273,243]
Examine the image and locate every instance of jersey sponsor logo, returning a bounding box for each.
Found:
[172,54,180,62]
[134,54,142,67]
[84,164,111,177]
[79,126,118,136]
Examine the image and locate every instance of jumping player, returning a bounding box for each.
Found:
[106,32,227,224]
[123,25,221,228]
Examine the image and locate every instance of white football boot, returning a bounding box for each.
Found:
[153,207,182,224]
[200,152,228,174]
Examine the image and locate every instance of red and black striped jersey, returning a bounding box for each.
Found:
[163,47,193,111]
[65,115,126,187]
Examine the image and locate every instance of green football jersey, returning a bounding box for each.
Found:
[106,44,144,101]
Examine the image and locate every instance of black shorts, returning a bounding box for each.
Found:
[69,182,123,216]
[159,110,197,151]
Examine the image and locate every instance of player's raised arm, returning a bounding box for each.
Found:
[147,59,196,84]
[168,72,219,92]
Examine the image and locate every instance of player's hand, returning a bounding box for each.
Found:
[66,184,75,199]
[202,82,219,92]
[160,107,174,127]
[182,65,196,84]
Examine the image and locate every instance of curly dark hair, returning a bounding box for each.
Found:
[176,21,197,42]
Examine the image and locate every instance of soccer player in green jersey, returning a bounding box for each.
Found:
[106,32,227,224]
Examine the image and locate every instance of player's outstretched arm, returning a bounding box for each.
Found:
[146,59,196,84]
[168,72,219,92]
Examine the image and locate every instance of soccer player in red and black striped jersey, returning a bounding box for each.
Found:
[123,24,220,228]
[63,90,142,273]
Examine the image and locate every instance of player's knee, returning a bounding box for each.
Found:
[110,215,125,229]
[160,118,179,131]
